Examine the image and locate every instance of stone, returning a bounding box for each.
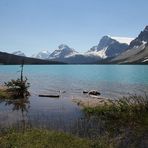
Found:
[88,90,101,96]
[83,90,88,94]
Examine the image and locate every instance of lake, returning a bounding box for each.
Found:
[0,65,148,137]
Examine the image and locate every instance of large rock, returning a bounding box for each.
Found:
[88,90,101,96]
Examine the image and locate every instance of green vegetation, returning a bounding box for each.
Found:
[84,95,148,123]
[4,77,30,98]
[83,95,148,147]
[0,63,30,100]
[0,129,92,148]
[83,95,148,131]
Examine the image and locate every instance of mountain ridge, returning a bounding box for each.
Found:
[12,51,26,57]
[0,51,63,65]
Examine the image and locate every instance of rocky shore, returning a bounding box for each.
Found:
[73,96,110,108]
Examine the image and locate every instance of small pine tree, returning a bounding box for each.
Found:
[5,62,30,98]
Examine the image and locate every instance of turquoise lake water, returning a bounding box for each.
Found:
[0,65,148,97]
[0,65,148,135]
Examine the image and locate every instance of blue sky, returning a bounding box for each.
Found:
[0,0,148,56]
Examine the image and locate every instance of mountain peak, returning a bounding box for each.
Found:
[88,35,128,58]
[129,25,148,49]
[138,26,148,41]
[97,35,117,51]
[101,35,111,40]
[49,45,78,60]
[58,44,69,50]
[144,25,148,32]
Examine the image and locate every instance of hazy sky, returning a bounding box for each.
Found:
[0,0,148,56]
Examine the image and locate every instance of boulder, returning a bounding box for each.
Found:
[88,90,101,96]
[83,90,88,94]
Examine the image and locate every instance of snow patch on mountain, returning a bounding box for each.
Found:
[142,58,148,62]
[110,36,134,45]
[86,47,107,59]
[32,50,50,59]
[142,41,147,44]
[64,52,79,58]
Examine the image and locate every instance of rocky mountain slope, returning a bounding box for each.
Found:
[12,51,26,57]
[112,26,148,64]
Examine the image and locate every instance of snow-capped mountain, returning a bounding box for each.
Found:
[87,36,129,58]
[47,36,132,63]
[112,26,148,64]
[49,44,78,60]
[32,50,50,59]
[48,44,100,64]
[12,51,26,57]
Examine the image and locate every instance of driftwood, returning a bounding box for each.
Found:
[38,94,60,98]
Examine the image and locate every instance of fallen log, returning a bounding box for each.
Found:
[38,94,60,98]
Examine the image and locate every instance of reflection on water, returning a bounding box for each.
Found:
[0,97,30,130]
[0,96,103,138]
[2,97,30,113]
[0,97,29,117]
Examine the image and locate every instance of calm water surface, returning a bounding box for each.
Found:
[0,65,148,136]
